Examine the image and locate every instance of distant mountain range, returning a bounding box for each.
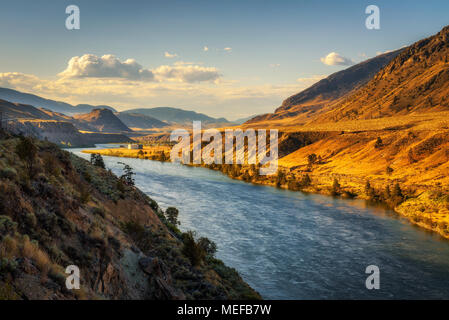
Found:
[0,87,117,115]
[122,107,230,125]
[115,112,168,129]
[0,87,230,127]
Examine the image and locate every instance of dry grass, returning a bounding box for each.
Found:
[83,145,171,159]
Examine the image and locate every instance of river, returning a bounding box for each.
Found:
[69,145,449,299]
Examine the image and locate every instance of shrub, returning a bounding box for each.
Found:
[0,282,19,300]
[331,178,341,196]
[165,207,180,226]
[307,154,318,166]
[15,136,37,178]
[79,184,91,204]
[182,231,205,266]
[374,137,383,149]
[197,237,217,258]
[0,167,17,180]
[0,236,18,258]
[300,174,312,187]
[21,236,51,276]
[0,216,17,235]
[90,153,106,169]
[118,162,135,186]
[92,207,106,218]
[42,153,60,177]
[386,166,394,175]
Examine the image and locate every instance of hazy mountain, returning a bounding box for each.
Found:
[232,115,261,124]
[123,107,229,125]
[74,108,132,133]
[116,112,168,129]
[0,87,117,115]
[246,49,402,125]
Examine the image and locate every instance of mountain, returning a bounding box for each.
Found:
[0,100,131,146]
[232,115,261,124]
[312,26,449,123]
[0,87,116,115]
[74,108,132,133]
[246,49,402,125]
[116,112,168,129]
[123,107,229,125]
[0,133,260,299]
[0,99,56,120]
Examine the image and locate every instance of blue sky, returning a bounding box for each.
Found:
[0,0,448,119]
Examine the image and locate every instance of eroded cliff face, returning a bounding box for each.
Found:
[0,134,260,300]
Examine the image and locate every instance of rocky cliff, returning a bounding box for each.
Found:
[0,133,260,300]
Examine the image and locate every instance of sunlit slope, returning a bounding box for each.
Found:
[279,129,449,191]
[314,26,449,123]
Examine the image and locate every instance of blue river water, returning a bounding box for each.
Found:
[69,145,449,299]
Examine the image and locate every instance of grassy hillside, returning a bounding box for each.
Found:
[314,26,449,123]
[0,131,260,300]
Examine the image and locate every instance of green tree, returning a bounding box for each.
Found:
[118,162,135,186]
[90,153,106,169]
[182,231,205,266]
[197,237,217,258]
[165,207,180,226]
[15,136,37,178]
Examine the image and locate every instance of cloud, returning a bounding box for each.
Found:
[58,54,155,81]
[320,52,353,66]
[164,51,178,58]
[269,64,280,68]
[57,54,220,83]
[203,46,209,52]
[0,71,305,117]
[224,47,232,52]
[153,64,221,83]
[0,72,43,89]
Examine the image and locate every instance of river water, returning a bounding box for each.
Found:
[69,145,449,299]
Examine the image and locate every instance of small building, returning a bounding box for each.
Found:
[128,144,143,150]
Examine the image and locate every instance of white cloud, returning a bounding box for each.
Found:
[320,52,353,66]
[164,51,178,58]
[224,47,232,52]
[57,54,220,83]
[0,71,305,118]
[269,63,280,68]
[58,54,155,81]
[153,64,221,83]
[203,46,209,52]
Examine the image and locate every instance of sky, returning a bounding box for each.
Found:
[0,0,448,120]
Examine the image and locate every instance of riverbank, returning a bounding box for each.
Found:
[83,142,449,241]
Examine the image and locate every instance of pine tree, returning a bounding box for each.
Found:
[118,162,135,186]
